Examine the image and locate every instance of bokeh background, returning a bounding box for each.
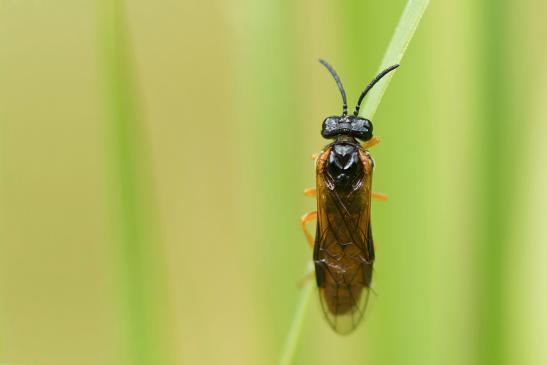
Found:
[1,0,546,364]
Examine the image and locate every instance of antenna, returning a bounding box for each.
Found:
[319,59,348,115]
[353,64,400,116]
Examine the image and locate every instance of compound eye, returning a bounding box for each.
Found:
[350,118,368,131]
[324,117,338,129]
[321,116,341,138]
[350,118,373,140]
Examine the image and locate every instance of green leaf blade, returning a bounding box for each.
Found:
[361,0,430,119]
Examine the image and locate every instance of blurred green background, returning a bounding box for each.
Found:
[1,0,546,364]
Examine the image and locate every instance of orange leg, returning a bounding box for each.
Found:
[363,136,381,150]
[372,192,389,201]
[304,187,316,197]
[300,211,317,248]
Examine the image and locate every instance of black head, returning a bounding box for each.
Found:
[322,115,372,141]
[319,59,399,141]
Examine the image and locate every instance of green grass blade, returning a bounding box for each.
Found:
[360,0,430,119]
[277,1,429,364]
[277,280,314,365]
[97,1,171,365]
[474,1,510,363]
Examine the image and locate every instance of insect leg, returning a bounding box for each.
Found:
[362,136,381,149]
[300,211,317,248]
[372,192,389,201]
[304,187,316,197]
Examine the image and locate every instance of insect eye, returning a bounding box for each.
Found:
[350,118,368,130]
[321,116,342,138]
[324,117,338,129]
[350,118,373,140]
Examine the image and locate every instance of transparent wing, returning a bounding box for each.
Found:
[314,148,375,334]
[316,261,373,334]
[314,217,374,334]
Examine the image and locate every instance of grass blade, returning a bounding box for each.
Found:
[97,1,171,365]
[277,1,429,364]
[360,0,430,119]
[277,280,314,365]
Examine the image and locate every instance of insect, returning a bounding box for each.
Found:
[300,59,399,334]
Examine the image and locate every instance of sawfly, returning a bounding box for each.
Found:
[300,59,399,334]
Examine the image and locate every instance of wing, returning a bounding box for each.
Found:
[313,147,374,334]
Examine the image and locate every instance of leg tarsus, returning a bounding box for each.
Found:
[304,187,316,197]
[300,211,317,248]
[372,192,389,201]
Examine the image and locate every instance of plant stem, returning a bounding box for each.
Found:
[277,280,314,365]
